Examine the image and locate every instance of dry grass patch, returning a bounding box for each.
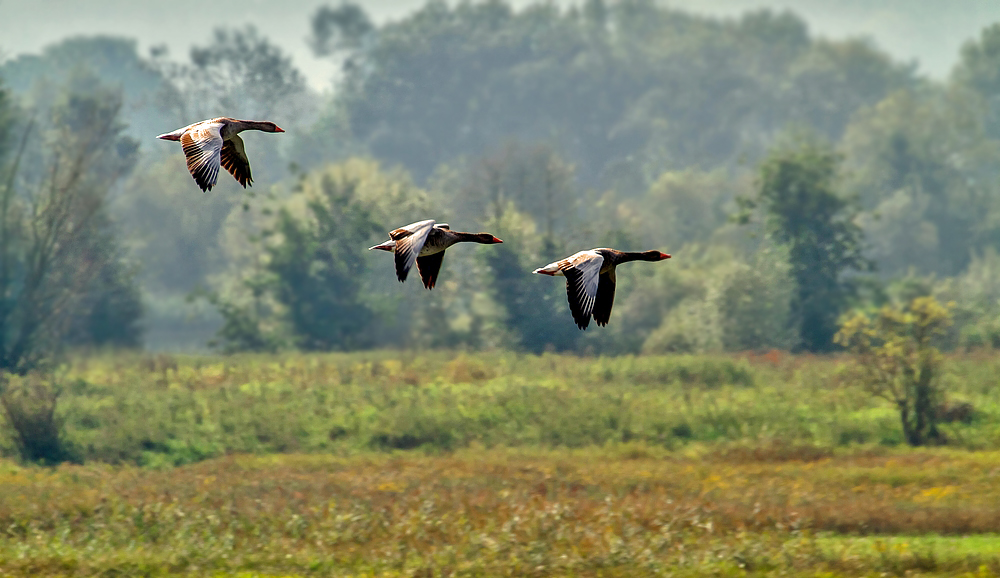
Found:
[2,447,1000,576]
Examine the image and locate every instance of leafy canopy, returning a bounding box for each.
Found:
[744,137,869,352]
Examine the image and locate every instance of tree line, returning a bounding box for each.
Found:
[3,0,1000,361]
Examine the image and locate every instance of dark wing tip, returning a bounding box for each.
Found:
[563,269,592,330]
[591,272,616,327]
[416,252,445,290]
[195,174,213,192]
[394,249,410,283]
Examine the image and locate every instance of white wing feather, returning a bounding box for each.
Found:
[392,219,436,280]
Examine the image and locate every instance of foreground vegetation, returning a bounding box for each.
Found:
[1,351,999,575]
[4,447,1000,576]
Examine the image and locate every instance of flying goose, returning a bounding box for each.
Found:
[370,219,502,289]
[157,117,284,192]
[533,248,671,329]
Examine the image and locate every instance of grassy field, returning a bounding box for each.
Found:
[3,350,998,465]
[2,350,1000,576]
[4,448,1000,576]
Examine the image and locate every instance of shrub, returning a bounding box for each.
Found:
[0,374,76,464]
[836,296,954,446]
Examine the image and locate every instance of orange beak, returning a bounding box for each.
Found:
[274,126,285,133]
[660,252,672,259]
[492,237,504,243]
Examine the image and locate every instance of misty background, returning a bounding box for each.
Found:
[3,0,1000,358]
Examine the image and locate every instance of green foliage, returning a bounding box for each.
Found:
[334,0,912,184]
[207,159,432,352]
[308,2,374,58]
[196,289,281,355]
[65,258,144,349]
[842,89,992,276]
[0,74,141,373]
[483,242,579,352]
[940,249,1000,350]
[953,22,1000,140]
[156,25,306,121]
[4,349,998,468]
[715,246,799,352]
[263,206,378,351]
[640,245,798,354]
[748,137,869,352]
[836,296,955,446]
[628,169,739,249]
[0,36,168,140]
[117,156,238,293]
[10,3,1000,357]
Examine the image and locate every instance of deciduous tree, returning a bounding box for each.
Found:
[741,137,869,351]
[0,76,140,373]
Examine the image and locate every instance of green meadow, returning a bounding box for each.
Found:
[2,351,1000,576]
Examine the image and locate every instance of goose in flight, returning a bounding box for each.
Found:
[370,219,503,289]
[533,248,671,329]
[157,117,284,192]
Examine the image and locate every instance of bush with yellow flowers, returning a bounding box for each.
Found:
[835,296,955,446]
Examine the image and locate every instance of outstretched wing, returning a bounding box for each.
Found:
[416,252,446,289]
[220,134,253,188]
[591,269,617,327]
[392,219,435,282]
[562,251,604,330]
[180,123,225,192]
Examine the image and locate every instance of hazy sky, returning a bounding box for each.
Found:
[1,0,998,89]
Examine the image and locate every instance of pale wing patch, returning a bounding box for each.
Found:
[180,123,224,192]
[392,219,436,282]
[534,249,591,276]
[390,219,435,240]
[563,251,604,329]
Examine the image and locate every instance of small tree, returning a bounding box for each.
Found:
[835,296,954,446]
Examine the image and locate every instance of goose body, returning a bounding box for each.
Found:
[533,248,671,329]
[157,117,284,192]
[370,219,503,289]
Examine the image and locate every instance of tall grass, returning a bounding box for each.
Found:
[3,448,1000,576]
[1,350,998,466]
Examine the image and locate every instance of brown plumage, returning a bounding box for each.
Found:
[369,219,503,289]
[157,117,284,192]
[533,248,671,330]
